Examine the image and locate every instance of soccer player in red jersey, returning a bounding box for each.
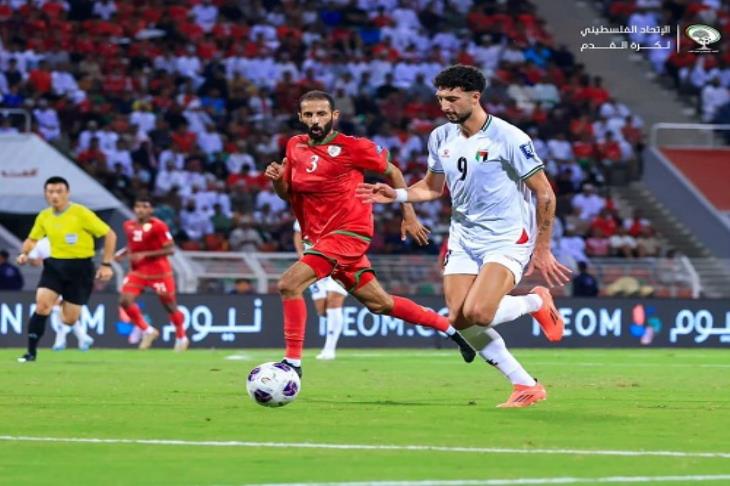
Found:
[115,196,188,351]
[264,90,475,377]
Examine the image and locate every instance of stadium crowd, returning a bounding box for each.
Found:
[601,0,730,123]
[0,0,658,266]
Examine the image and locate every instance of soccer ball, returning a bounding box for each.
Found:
[246,362,301,407]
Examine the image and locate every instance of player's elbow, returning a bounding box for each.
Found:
[536,188,555,208]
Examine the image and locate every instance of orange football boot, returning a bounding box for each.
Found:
[497,383,547,408]
[530,286,564,342]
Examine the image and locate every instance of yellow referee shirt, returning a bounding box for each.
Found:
[28,203,110,259]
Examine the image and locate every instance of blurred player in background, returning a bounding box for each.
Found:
[115,196,188,351]
[26,237,94,351]
[293,219,347,360]
[265,90,476,378]
[358,65,571,407]
[16,176,116,362]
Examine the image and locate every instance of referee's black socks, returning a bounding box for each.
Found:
[27,313,49,357]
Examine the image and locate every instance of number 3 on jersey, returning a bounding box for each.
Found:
[457,156,468,181]
[306,155,319,173]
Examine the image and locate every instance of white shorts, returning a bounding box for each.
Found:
[308,276,347,301]
[442,240,534,285]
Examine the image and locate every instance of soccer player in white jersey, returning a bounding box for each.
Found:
[358,65,571,408]
[293,219,347,360]
[27,237,94,352]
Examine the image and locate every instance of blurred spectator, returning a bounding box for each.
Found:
[610,227,637,258]
[180,201,213,241]
[624,209,651,237]
[701,78,729,122]
[571,184,605,220]
[636,227,661,257]
[228,216,264,252]
[585,227,611,257]
[558,225,587,268]
[229,278,255,295]
[0,249,23,290]
[572,261,599,297]
[590,208,619,238]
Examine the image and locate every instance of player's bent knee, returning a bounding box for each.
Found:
[463,304,496,327]
[34,302,54,315]
[277,275,302,298]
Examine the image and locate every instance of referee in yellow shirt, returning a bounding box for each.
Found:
[15,176,117,362]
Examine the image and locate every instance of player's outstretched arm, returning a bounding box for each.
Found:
[265,157,289,201]
[356,171,446,204]
[523,171,572,287]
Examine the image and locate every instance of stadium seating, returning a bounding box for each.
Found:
[0,0,680,292]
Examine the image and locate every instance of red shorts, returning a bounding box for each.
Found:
[122,272,177,298]
[302,231,375,292]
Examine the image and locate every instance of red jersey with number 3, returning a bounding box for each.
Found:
[285,131,390,243]
[123,217,174,276]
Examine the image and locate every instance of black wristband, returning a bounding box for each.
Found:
[101,262,112,267]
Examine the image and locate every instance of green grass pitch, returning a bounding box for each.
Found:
[0,348,729,485]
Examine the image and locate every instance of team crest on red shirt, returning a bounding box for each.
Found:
[142,223,152,232]
[328,145,342,157]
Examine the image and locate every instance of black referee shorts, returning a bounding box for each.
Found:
[38,258,96,306]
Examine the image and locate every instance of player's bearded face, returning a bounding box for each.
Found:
[436,88,477,125]
[307,117,334,142]
[299,99,339,142]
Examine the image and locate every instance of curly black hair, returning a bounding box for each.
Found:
[433,65,486,93]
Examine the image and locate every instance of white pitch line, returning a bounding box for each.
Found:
[1,436,729,460]
[251,475,730,486]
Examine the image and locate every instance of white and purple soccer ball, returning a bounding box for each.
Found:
[246,362,301,407]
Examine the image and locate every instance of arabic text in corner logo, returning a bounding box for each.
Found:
[630,304,662,346]
[685,24,721,53]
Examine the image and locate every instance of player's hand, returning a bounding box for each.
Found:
[16,253,28,265]
[401,217,431,246]
[525,246,572,288]
[96,265,113,281]
[356,182,396,204]
[265,157,286,181]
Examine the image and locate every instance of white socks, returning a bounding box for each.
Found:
[490,294,542,327]
[72,323,89,341]
[322,307,344,352]
[461,326,536,387]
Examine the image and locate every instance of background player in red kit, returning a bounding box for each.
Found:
[265,90,475,377]
[115,196,188,351]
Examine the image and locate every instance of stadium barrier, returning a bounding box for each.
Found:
[1,292,728,349]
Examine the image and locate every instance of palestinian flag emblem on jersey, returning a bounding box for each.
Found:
[475,149,489,162]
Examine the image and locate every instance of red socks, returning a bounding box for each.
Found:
[170,310,186,339]
[123,303,149,331]
[390,296,450,333]
[283,298,307,360]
